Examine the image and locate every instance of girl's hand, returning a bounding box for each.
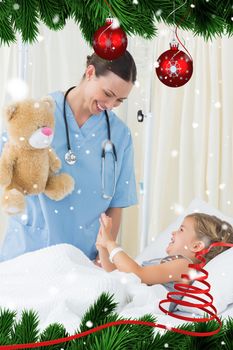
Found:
[96,230,104,251]
[96,213,114,249]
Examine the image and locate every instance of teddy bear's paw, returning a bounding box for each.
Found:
[2,189,26,215]
[50,157,62,172]
[44,173,75,201]
[0,179,11,187]
[5,207,22,215]
[0,171,12,187]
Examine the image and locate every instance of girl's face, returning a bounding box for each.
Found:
[84,65,133,115]
[166,216,204,257]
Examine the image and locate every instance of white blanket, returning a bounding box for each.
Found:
[0,244,166,333]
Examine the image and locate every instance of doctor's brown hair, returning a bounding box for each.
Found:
[84,51,137,83]
[186,213,233,263]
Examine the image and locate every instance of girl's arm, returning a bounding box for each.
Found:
[106,240,190,284]
[97,213,191,285]
[96,244,116,272]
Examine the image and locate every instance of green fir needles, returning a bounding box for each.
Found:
[0,0,232,45]
[0,293,232,349]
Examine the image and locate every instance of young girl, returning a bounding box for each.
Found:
[96,213,233,288]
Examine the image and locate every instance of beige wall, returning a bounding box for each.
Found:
[121,206,139,258]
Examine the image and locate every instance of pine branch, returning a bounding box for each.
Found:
[68,0,98,46]
[72,313,157,350]
[0,308,17,345]
[128,314,158,350]
[220,317,233,350]
[71,293,157,350]
[77,292,118,333]
[10,309,40,345]
[190,0,226,40]
[216,0,233,37]
[0,0,232,45]
[38,323,69,350]
[89,314,136,350]
[11,0,39,43]
[170,317,224,350]
[148,323,192,350]
[106,0,156,39]
[0,0,16,45]
[38,0,69,31]
[0,296,233,349]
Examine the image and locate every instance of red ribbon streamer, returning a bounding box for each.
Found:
[0,242,232,349]
[159,242,233,336]
[175,26,193,61]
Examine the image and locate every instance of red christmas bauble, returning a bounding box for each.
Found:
[156,40,193,87]
[93,18,127,60]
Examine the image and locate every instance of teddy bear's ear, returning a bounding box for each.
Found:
[41,96,55,112]
[4,103,19,121]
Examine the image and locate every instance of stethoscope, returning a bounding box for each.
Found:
[63,86,117,199]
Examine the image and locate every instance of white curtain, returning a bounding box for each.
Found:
[119,25,233,254]
[0,21,232,257]
[134,27,233,250]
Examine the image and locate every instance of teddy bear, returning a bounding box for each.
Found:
[0,96,75,215]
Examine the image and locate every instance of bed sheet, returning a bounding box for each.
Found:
[0,244,231,334]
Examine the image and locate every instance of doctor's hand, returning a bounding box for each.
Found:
[96,213,114,249]
[93,254,102,267]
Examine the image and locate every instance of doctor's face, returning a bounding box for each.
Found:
[84,65,133,115]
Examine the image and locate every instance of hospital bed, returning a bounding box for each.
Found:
[0,198,232,334]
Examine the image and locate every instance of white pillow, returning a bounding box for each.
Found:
[177,247,233,315]
[136,198,233,264]
[135,198,233,314]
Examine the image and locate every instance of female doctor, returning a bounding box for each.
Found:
[0,51,137,264]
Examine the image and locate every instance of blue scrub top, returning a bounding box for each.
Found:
[0,91,137,262]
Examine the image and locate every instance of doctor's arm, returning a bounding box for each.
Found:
[105,207,122,240]
[96,129,137,267]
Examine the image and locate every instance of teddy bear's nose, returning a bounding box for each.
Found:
[42,127,53,137]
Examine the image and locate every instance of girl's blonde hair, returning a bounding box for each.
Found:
[186,213,233,263]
